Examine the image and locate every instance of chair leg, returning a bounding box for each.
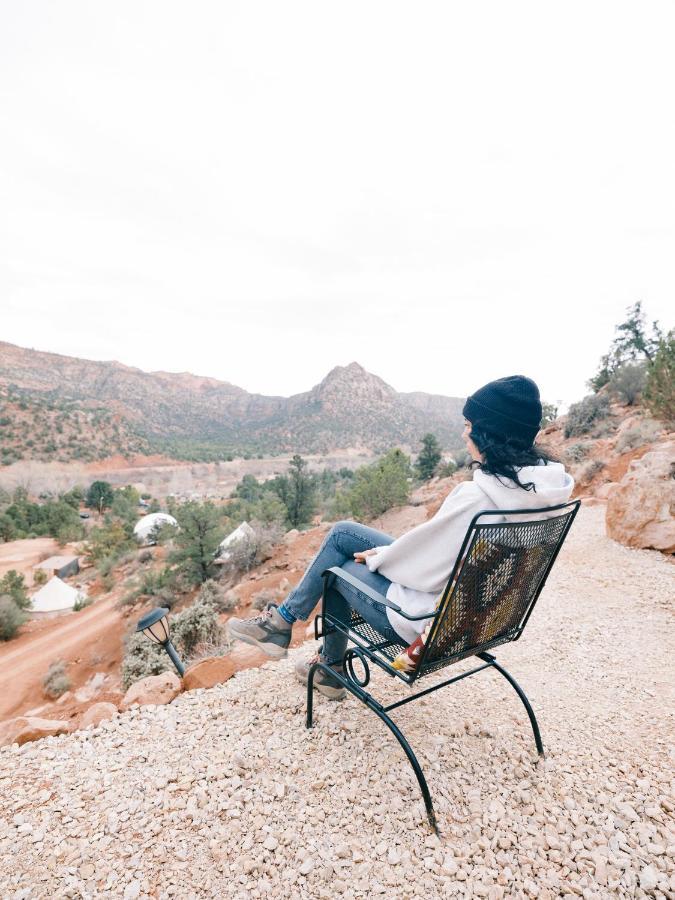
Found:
[479,653,544,756]
[305,660,439,834]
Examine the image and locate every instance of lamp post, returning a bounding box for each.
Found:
[136,607,185,677]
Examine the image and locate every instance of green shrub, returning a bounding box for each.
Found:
[121,631,170,688]
[118,566,178,610]
[86,521,135,565]
[101,573,115,593]
[32,568,48,586]
[436,459,458,478]
[172,597,224,658]
[564,394,610,438]
[0,570,30,610]
[0,595,27,641]
[120,594,226,687]
[196,579,223,608]
[73,595,92,612]
[334,449,412,520]
[42,660,71,698]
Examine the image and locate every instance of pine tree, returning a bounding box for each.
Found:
[86,480,114,515]
[416,433,442,481]
[644,330,675,423]
[283,455,317,528]
[170,501,223,584]
[589,302,662,391]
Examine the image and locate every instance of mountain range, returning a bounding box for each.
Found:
[0,341,465,462]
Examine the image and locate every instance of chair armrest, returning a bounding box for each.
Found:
[322,566,439,622]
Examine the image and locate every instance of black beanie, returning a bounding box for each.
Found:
[462,375,542,446]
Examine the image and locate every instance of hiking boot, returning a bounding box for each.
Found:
[295,651,346,701]
[227,604,292,659]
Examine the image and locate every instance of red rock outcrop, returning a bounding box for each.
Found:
[183,646,269,692]
[606,440,675,553]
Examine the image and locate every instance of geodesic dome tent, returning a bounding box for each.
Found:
[133,512,178,545]
[215,521,256,563]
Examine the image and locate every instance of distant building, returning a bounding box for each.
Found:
[33,555,80,580]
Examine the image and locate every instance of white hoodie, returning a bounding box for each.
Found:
[366,461,575,644]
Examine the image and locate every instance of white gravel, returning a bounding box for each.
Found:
[1,507,673,899]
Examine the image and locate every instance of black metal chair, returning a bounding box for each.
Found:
[306,500,580,832]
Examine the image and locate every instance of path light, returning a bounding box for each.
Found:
[136,607,185,677]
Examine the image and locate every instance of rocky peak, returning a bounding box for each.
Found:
[312,362,397,406]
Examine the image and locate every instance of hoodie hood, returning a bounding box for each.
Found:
[473,461,575,517]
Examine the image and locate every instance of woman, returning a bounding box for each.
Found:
[228,375,574,700]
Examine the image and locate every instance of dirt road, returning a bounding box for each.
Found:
[0,596,126,720]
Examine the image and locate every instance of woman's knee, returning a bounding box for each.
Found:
[329,520,362,540]
[332,520,355,532]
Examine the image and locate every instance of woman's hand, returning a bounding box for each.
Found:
[354,549,377,564]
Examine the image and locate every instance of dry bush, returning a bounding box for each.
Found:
[564,394,610,438]
[577,459,606,485]
[565,443,591,464]
[43,660,71,699]
[608,363,647,406]
[197,579,238,613]
[615,420,662,454]
[220,589,239,612]
[250,587,283,611]
[217,520,284,584]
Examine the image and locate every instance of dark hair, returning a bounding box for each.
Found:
[468,425,558,492]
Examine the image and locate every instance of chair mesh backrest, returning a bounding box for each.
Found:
[420,509,575,675]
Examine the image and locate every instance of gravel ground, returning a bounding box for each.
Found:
[1,507,673,899]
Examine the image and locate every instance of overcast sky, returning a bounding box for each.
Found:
[1,1,673,410]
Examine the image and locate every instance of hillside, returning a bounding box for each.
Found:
[0,387,151,466]
[0,343,465,462]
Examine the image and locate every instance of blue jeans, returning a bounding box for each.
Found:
[282,520,404,660]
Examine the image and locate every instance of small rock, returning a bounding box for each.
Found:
[79,702,118,730]
[640,865,658,892]
[121,672,182,710]
[299,858,314,876]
